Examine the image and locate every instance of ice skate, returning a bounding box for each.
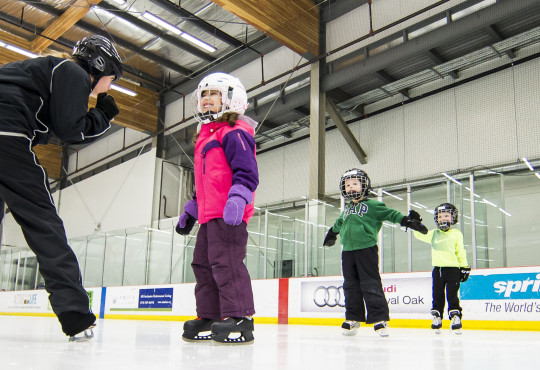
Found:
[431,310,442,334]
[449,310,462,335]
[341,320,360,336]
[373,321,389,337]
[182,318,217,342]
[58,311,97,342]
[211,317,254,344]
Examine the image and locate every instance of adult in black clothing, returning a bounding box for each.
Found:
[0,35,122,340]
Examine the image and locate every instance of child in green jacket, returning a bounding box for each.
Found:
[411,203,470,334]
[323,169,428,337]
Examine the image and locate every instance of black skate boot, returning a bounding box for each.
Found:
[431,310,442,334]
[373,321,389,337]
[341,320,360,336]
[449,310,462,335]
[58,311,96,342]
[182,318,218,342]
[211,317,254,344]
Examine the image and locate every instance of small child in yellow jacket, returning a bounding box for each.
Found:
[410,203,470,334]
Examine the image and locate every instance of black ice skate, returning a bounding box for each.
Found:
[449,310,462,335]
[58,311,96,342]
[341,320,360,336]
[211,317,254,344]
[182,318,218,342]
[373,321,389,337]
[431,310,442,334]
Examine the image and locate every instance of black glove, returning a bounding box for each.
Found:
[460,267,471,282]
[323,227,338,246]
[408,210,422,221]
[96,93,119,121]
[175,214,196,235]
[400,216,428,234]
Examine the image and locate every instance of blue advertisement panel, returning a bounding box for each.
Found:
[461,273,540,300]
[138,288,173,310]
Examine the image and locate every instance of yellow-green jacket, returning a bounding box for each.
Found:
[413,228,468,267]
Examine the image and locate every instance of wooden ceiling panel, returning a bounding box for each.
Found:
[33,143,63,180]
[31,0,102,52]
[211,0,319,56]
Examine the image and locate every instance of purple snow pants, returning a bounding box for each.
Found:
[192,218,255,318]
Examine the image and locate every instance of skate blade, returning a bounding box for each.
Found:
[341,328,358,336]
[212,332,254,345]
[182,331,213,342]
[69,326,95,342]
[451,329,463,335]
[433,328,442,334]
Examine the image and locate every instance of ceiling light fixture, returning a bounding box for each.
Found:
[3,44,38,58]
[110,84,137,97]
[180,32,216,52]
[382,190,403,201]
[520,157,535,171]
[142,12,181,35]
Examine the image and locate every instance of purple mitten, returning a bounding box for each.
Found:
[176,199,198,235]
[223,184,253,226]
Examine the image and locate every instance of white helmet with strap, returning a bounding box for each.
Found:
[193,72,248,124]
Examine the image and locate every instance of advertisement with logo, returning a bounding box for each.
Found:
[109,287,173,312]
[460,268,540,321]
[296,272,432,318]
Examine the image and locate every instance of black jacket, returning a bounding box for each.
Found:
[0,56,110,146]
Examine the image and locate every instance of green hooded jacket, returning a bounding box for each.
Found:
[331,198,405,251]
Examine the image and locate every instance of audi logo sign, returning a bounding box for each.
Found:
[313,286,345,307]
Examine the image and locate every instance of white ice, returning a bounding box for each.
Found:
[0,316,538,370]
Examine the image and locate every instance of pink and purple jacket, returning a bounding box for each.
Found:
[194,115,259,224]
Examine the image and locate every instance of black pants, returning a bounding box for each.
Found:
[342,246,389,324]
[432,266,462,318]
[0,136,90,316]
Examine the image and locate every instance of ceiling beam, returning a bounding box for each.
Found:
[485,24,515,59]
[375,70,410,99]
[211,0,319,56]
[426,49,458,79]
[31,0,102,53]
[18,0,193,76]
[98,1,216,62]
[148,0,244,48]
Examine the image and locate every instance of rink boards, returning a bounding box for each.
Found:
[0,266,539,331]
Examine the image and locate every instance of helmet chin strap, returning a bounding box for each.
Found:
[438,222,451,231]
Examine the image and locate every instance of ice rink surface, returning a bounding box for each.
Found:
[1,316,539,370]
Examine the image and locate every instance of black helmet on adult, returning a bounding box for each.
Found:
[72,35,123,85]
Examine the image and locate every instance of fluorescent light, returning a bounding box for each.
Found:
[498,208,512,217]
[111,84,137,97]
[535,173,540,180]
[0,40,5,47]
[382,190,403,201]
[521,157,535,171]
[465,187,481,198]
[442,172,462,185]
[452,0,496,21]
[482,198,498,207]
[5,44,38,58]
[181,32,216,52]
[414,202,428,209]
[410,203,422,209]
[142,12,181,35]
[110,0,126,4]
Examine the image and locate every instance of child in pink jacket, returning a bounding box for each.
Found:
[176,72,258,344]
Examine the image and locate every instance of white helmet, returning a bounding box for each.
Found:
[192,72,248,124]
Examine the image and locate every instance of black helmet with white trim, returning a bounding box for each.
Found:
[434,203,458,231]
[72,35,123,86]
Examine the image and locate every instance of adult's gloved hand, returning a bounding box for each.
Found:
[408,210,422,221]
[223,184,253,226]
[323,227,339,247]
[460,266,471,282]
[176,199,198,235]
[400,216,429,234]
[96,93,119,121]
